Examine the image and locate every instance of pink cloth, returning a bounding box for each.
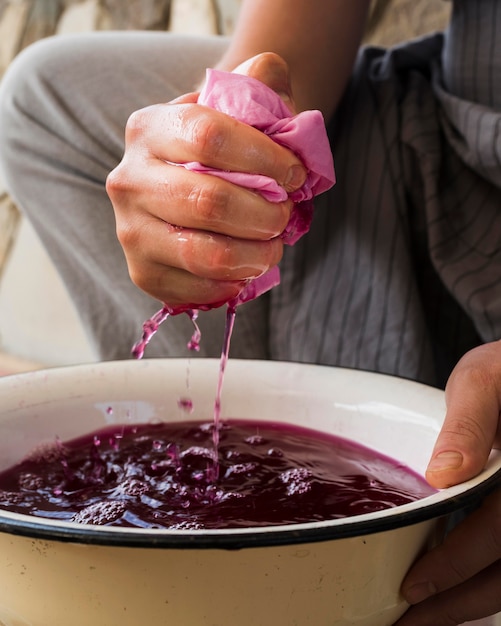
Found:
[183,68,336,306]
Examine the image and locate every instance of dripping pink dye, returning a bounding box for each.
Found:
[132,302,238,475]
[132,307,202,360]
[0,419,435,529]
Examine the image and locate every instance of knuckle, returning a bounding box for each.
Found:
[205,240,236,280]
[128,264,157,297]
[188,182,228,227]
[268,238,284,265]
[127,259,163,296]
[115,217,140,251]
[275,201,293,235]
[105,160,139,202]
[105,166,127,199]
[441,414,488,447]
[190,112,229,161]
[127,264,143,290]
[124,108,150,143]
[450,349,496,391]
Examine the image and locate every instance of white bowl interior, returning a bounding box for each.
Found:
[0,358,500,537]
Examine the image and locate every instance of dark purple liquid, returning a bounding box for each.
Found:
[0,420,435,529]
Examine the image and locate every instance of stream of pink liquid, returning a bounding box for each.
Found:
[131,304,237,480]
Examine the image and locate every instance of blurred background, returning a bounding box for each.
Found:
[0,0,451,374]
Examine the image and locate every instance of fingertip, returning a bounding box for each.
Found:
[425,450,487,488]
[425,470,459,490]
[401,580,438,605]
[425,450,464,488]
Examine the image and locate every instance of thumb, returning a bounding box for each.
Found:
[426,343,501,489]
[232,52,297,114]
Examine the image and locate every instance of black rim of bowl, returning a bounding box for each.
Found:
[0,467,499,550]
[1,360,499,549]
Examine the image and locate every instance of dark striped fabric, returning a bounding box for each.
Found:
[264,1,501,387]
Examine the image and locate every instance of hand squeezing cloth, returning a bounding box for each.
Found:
[133,67,335,358]
[184,68,336,306]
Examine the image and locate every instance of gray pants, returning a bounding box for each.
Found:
[0,0,500,388]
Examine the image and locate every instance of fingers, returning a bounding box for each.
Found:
[123,219,283,284]
[396,562,501,625]
[108,152,287,305]
[127,261,246,309]
[111,190,283,306]
[109,158,292,241]
[106,52,307,309]
[117,213,283,305]
[124,101,307,194]
[426,341,501,489]
[398,343,501,626]
[395,489,501,625]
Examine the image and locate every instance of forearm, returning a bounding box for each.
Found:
[215,0,371,120]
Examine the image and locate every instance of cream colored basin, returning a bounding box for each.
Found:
[0,359,499,626]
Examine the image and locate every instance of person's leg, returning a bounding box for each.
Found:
[0,31,269,361]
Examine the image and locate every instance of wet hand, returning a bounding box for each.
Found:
[106,53,306,309]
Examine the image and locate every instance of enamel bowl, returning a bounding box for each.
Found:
[0,358,500,626]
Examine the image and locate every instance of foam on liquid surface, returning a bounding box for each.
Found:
[0,419,435,529]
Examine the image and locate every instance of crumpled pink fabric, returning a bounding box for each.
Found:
[182,68,336,306]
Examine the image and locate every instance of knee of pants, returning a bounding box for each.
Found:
[0,35,87,184]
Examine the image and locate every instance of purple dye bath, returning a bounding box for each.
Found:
[0,419,435,529]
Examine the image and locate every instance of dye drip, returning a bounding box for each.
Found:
[212,306,236,470]
[0,420,436,529]
[132,307,202,359]
[132,303,237,480]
